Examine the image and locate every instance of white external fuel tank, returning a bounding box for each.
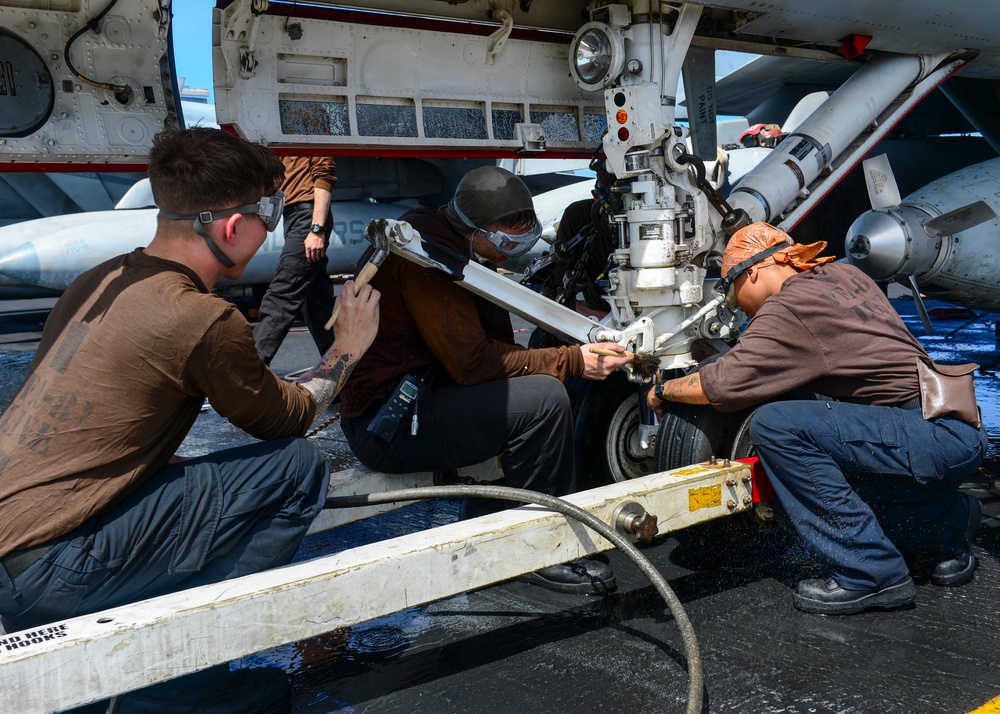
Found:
[846,157,1000,311]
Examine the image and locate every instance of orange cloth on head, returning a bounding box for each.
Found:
[721,222,834,278]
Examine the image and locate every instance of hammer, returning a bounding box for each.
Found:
[324,218,391,331]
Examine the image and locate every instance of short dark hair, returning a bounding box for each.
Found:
[492,208,538,232]
[147,128,284,215]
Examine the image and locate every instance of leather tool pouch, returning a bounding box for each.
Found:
[916,357,980,428]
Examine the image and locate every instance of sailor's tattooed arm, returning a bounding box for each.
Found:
[293,279,379,421]
[659,373,708,403]
[644,371,709,417]
[297,350,358,418]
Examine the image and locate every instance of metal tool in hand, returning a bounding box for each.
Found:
[324,218,392,330]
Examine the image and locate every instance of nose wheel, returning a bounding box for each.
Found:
[603,391,656,482]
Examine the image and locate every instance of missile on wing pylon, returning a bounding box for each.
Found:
[0,174,596,293]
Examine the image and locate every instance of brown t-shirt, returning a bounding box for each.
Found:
[0,249,315,557]
[700,262,925,413]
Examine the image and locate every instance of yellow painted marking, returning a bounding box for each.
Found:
[673,466,711,477]
[968,695,1000,713]
[689,484,722,511]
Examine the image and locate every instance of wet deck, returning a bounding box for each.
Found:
[2,295,999,713]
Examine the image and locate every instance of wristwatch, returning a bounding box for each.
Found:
[310,222,324,234]
[654,381,666,402]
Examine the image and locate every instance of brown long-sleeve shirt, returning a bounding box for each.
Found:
[700,262,925,413]
[341,207,584,417]
[281,156,337,205]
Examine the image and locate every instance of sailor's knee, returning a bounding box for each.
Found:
[524,374,571,416]
[748,402,796,446]
[286,437,330,507]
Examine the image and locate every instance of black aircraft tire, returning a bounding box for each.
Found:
[654,402,750,471]
[654,401,775,553]
[567,373,656,489]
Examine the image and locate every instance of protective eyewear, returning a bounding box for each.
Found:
[474,220,543,259]
[158,191,285,268]
[713,241,791,309]
[204,190,285,232]
[452,199,542,259]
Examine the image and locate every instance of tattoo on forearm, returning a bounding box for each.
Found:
[660,373,702,402]
[299,351,357,417]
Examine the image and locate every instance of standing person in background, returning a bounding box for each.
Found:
[255,155,338,366]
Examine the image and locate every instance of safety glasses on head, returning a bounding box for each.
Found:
[158,190,285,268]
[713,240,791,309]
[452,200,542,259]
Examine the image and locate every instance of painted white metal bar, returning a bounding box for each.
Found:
[0,461,751,712]
[388,232,613,345]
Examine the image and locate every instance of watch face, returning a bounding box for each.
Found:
[311,223,323,233]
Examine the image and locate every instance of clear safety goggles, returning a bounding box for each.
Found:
[204,190,285,232]
[473,220,543,259]
[713,241,791,309]
[452,199,542,259]
[161,190,285,233]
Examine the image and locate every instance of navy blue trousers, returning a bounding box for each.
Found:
[749,400,986,590]
[0,438,329,631]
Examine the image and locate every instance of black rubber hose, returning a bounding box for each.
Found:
[64,0,124,92]
[326,484,703,714]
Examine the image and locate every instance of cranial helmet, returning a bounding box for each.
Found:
[447,166,542,259]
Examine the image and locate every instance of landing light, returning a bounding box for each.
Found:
[568,22,625,91]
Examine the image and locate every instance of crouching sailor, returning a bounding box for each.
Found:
[0,128,379,706]
[647,222,987,615]
[340,166,632,595]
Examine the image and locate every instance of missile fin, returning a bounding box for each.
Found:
[922,200,997,238]
[862,154,902,210]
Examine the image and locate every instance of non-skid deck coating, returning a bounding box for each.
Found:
[2,296,999,714]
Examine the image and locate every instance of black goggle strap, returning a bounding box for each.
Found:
[450,199,479,233]
[715,241,792,298]
[451,200,489,259]
[158,207,238,268]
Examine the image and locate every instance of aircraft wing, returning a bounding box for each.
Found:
[714,54,981,138]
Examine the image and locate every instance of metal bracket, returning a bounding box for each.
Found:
[516,123,546,153]
[485,8,513,64]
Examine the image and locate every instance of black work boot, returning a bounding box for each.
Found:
[928,492,981,587]
[793,575,915,615]
[518,558,616,595]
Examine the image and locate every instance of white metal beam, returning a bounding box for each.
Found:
[0,460,752,712]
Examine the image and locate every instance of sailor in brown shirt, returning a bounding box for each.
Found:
[648,223,986,615]
[341,166,631,595]
[0,129,379,649]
